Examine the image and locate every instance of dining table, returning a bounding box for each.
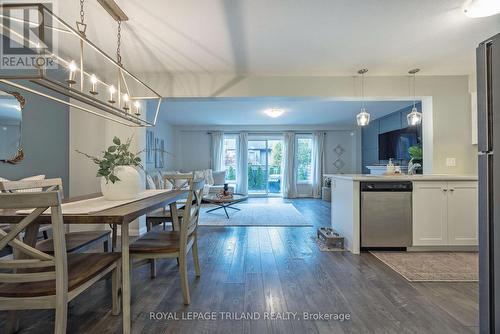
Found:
[0,189,188,334]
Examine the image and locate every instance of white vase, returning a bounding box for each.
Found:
[100,166,141,201]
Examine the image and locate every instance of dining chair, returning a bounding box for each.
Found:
[130,175,204,304]
[0,179,121,334]
[146,173,192,232]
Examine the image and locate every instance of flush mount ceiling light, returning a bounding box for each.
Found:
[356,68,370,127]
[265,108,285,118]
[0,1,162,127]
[463,0,500,18]
[407,68,422,126]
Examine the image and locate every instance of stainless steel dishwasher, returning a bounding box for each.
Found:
[360,181,412,250]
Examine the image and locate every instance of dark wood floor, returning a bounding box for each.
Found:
[0,198,478,333]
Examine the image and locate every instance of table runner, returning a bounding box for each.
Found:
[17,190,169,215]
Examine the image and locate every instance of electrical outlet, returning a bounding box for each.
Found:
[446,158,456,167]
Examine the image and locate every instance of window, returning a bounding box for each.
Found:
[223,136,237,182]
[296,136,312,183]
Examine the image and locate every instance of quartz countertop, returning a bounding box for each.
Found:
[323,174,478,181]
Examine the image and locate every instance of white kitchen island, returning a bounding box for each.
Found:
[325,174,478,254]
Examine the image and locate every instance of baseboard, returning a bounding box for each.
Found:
[407,245,478,252]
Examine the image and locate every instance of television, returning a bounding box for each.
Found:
[378,127,420,160]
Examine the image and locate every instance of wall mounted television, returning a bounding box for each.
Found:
[378,127,420,160]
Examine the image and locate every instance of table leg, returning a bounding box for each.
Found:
[205,205,223,214]
[121,221,130,334]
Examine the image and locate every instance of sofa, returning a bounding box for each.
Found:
[146,169,235,195]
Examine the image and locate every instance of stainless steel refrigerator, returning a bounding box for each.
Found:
[478,32,500,333]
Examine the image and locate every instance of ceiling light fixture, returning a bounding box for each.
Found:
[407,68,422,126]
[356,68,370,126]
[463,0,500,18]
[265,108,285,118]
[0,2,162,127]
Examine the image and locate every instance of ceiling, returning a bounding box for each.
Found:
[158,97,414,126]
[55,0,500,77]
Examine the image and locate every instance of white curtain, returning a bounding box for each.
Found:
[236,132,248,195]
[312,131,325,198]
[210,131,224,171]
[282,132,297,198]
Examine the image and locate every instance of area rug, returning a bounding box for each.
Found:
[370,251,478,282]
[199,203,312,227]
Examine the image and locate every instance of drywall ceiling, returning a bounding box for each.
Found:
[54,0,500,77]
[158,97,414,125]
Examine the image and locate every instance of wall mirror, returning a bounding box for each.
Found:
[0,90,25,164]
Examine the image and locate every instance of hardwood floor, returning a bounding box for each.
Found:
[0,198,478,333]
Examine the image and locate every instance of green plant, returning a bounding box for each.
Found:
[408,145,423,161]
[76,136,142,184]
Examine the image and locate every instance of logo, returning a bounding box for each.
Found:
[0,1,58,70]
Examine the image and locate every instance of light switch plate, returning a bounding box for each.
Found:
[446,158,456,167]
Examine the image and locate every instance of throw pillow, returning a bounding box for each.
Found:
[204,169,214,186]
[212,171,226,185]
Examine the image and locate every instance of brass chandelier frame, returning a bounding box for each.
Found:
[0,3,162,127]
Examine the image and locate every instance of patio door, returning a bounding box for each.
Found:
[247,137,283,196]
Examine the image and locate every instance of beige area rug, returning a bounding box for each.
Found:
[370,251,478,282]
[199,203,312,227]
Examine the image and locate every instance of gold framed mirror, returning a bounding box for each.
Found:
[0,90,25,164]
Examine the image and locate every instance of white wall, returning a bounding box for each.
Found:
[144,74,477,175]
[69,103,146,235]
[171,124,360,197]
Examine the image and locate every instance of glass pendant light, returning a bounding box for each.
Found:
[356,69,370,126]
[407,68,422,126]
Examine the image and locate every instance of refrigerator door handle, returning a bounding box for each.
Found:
[477,41,491,153]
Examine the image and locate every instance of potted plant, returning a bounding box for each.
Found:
[408,145,423,174]
[77,136,143,200]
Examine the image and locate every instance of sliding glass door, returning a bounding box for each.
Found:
[248,138,283,196]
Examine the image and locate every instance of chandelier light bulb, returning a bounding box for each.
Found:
[356,107,370,127]
[66,60,77,85]
[89,74,98,95]
[407,106,422,126]
[122,93,130,112]
[134,101,141,116]
[108,85,116,104]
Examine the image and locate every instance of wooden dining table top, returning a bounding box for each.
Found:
[0,189,188,225]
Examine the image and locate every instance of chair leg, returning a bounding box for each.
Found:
[112,263,121,315]
[42,230,49,239]
[5,311,19,334]
[179,255,190,305]
[111,225,117,252]
[150,259,157,278]
[104,236,109,252]
[192,234,201,277]
[54,302,68,334]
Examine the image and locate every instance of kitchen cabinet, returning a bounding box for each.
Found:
[413,181,478,246]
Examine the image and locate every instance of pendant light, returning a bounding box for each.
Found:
[356,69,370,126]
[407,68,422,126]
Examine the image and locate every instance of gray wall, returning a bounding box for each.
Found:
[361,103,421,173]
[0,79,69,195]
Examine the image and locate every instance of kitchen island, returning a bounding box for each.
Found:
[325,174,478,254]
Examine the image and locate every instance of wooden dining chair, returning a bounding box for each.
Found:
[130,175,204,305]
[0,179,121,334]
[145,173,193,232]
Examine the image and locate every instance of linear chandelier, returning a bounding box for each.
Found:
[0,2,162,127]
